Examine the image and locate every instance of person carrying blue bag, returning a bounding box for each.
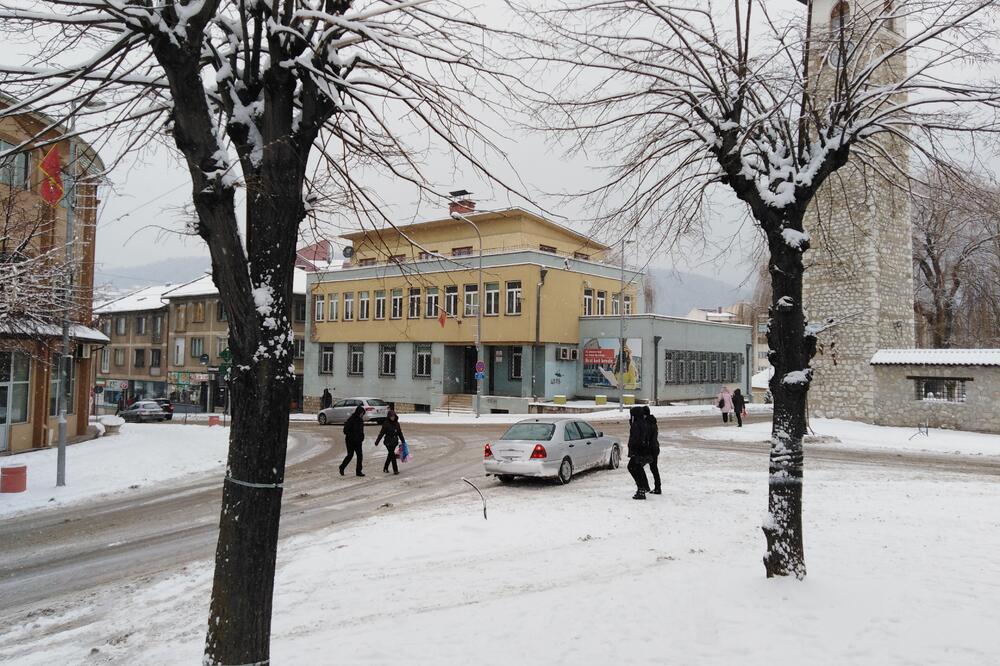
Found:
[374,410,407,475]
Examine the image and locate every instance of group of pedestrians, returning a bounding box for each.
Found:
[338,405,408,477]
[625,405,660,500]
[717,386,747,427]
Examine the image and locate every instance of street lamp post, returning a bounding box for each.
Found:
[618,235,634,412]
[449,209,483,419]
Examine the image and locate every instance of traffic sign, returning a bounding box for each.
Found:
[118,380,128,390]
[94,386,104,395]
[474,371,485,381]
[474,360,486,373]
[199,353,210,365]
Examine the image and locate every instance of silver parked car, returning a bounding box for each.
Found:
[484,417,621,484]
[119,400,167,423]
[317,397,389,425]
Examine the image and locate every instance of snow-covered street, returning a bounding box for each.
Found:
[1,418,997,665]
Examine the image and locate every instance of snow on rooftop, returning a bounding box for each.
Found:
[94,284,173,314]
[163,268,309,299]
[751,366,774,389]
[870,349,1000,367]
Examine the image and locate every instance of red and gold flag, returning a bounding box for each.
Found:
[438,307,447,328]
[38,146,64,206]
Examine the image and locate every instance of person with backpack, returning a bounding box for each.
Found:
[626,405,652,500]
[643,405,661,494]
[717,386,734,424]
[374,410,406,475]
[339,405,366,477]
[731,388,747,427]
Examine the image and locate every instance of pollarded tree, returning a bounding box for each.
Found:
[0,1,518,663]
[513,0,1000,578]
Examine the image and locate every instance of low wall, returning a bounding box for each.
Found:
[872,364,1000,434]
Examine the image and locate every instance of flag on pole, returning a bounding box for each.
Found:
[38,146,64,206]
[438,307,447,328]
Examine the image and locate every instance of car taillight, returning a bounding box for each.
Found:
[530,444,547,459]
[484,443,493,459]
[365,406,374,412]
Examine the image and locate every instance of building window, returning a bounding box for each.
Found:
[445,286,458,316]
[175,305,186,332]
[711,356,719,382]
[509,347,523,380]
[379,343,396,377]
[452,246,473,257]
[193,301,206,323]
[217,299,228,322]
[153,314,163,337]
[701,358,708,383]
[375,290,386,320]
[136,316,147,335]
[343,293,354,321]
[294,297,306,323]
[414,343,432,378]
[48,354,76,416]
[425,288,439,319]
[595,291,606,316]
[506,281,522,315]
[390,254,406,264]
[0,352,30,423]
[408,288,421,318]
[150,349,162,368]
[664,351,674,384]
[216,337,226,358]
[914,377,967,403]
[624,295,633,315]
[114,348,125,367]
[191,337,205,359]
[349,344,364,375]
[418,251,437,260]
[100,347,110,374]
[0,141,30,188]
[574,251,590,260]
[583,289,594,316]
[539,244,557,253]
[883,0,897,32]
[328,293,339,321]
[358,291,370,320]
[134,349,146,368]
[677,358,686,384]
[116,316,127,336]
[101,319,112,337]
[464,284,479,317]
[320,345,335,374]
[294,339,305,359]
[391,289,403,319]
[612,294,620,316]
[485,282,500,316]
[314,294,325,322]
[358,257,376,267]
[173,338,185,365]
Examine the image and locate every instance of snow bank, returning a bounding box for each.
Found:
[4,446,997,665]
[0,423,230,518]
[692,418,1000,456]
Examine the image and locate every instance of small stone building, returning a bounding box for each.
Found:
[871,349,1000,434]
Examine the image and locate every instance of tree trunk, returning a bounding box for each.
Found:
[761,218,811,580]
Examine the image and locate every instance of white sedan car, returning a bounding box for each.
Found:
[484,417,621,484]
[317,397,389,425]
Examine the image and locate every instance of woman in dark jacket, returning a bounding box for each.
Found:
[374,410,406,474]
[626,406,651,500]
[321,388,333,410]
[643,406,661,494]
[731,388,746,428]
[339,405,366,477]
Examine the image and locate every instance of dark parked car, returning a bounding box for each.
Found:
[152,398,174,420]
[120,400,167,423]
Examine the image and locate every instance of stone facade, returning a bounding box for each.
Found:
[872,364,1000,434]
[802,0,915,422]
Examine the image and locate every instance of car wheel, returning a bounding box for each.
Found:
[497,474,515,484]
[318,413,328,425]
[607,445,621,470]
[557,457,573,485]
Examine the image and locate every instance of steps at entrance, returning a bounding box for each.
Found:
[441,394,474,414]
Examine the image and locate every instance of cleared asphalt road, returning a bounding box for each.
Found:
[1,413,997,614]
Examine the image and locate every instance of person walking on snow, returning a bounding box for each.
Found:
[643,406,661,494]
[339,405,366,477]
[626,406,652,500]
[731,388,746,428]
[374,410,406,475]
[321,388,333,410]
[717,386,734,424]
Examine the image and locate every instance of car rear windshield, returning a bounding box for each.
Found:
[366,399,388,406]
[500,423,556,441]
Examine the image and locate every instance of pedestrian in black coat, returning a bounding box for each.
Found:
[339,405,366,477]
[626,405,652,499]
[374,410,406,475]
[643,406,661,494]
[321,388,333,410]
[731,388,746,427]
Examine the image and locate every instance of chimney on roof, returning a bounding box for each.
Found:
[717,306,723,313]
[449,199,475,215]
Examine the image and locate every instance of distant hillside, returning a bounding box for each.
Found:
[95,255,211,294]
[646,267,752,316]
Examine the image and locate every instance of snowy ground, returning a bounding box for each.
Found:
[3,427,998,665]
[693,418,1000,456]
[397,403,772,426]
[0,423,231,518]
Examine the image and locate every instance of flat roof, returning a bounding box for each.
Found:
[871,349,1000,366]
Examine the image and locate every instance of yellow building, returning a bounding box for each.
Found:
[305,207,642,413]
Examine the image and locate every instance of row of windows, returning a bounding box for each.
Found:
[353,246,592,267]
[1,351,78,421]
[320,343,430,379]
[582,289,633,317]
[104,313,165,338]
[169,297,306,333]
[313,282,524,322]
[664,350,743,385]
[101,348,164,372]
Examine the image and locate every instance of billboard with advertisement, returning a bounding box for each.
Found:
[581,338,642,389]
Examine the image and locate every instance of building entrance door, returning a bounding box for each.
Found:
[0,385,9,453]
[462,346,477,394]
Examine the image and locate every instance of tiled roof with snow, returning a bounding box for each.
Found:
[870,349,1000,367]
[94,284,172,314]
[163,269,309,299]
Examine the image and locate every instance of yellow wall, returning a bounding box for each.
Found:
[312,265,636,345]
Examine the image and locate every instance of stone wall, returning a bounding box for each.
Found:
[872,364,1000,434]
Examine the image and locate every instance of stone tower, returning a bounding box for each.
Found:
[801,0,915,422]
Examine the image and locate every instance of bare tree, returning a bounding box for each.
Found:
[0,2,519,662]
[912,167,1000,348]
[513,0,1000,578]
